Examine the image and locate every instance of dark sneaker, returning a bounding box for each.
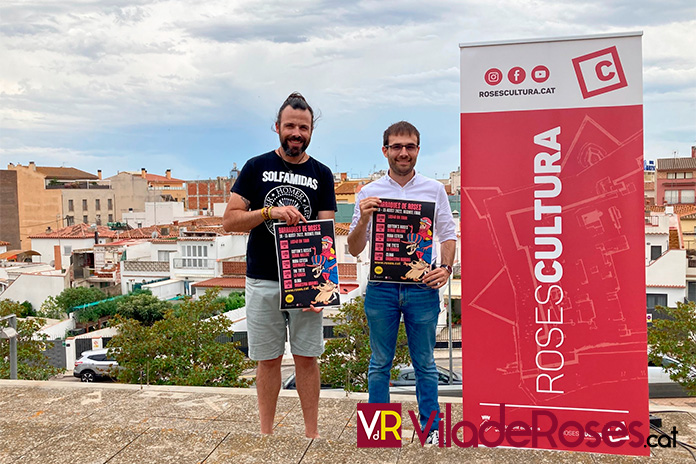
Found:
[425,429,439,446]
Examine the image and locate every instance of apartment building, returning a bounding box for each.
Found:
[656,148,696,205]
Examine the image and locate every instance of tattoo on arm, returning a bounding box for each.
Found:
[240,195,250,210]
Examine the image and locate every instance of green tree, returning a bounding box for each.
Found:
[320,297,411,392]
[73,299,119,324]
[648,301,696,395]
[38,296,66,319]
[19,301,36,318]
[0,300,63,380]
[116,293,171,326]
[55,287,107,313]
[108,289,253,387]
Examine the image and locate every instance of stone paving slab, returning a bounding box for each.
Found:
[12,422,144,464]
[213,395,301,432]
[0,421,69,464]
[109,419,228,464]
[299,439,400,464]
[2,380,696,464]
[203,432,312,464]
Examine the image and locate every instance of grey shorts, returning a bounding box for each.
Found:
[245,277,324,361]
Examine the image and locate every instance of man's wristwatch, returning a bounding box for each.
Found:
[439,264,453,275]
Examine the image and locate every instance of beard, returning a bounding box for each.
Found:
[281,135,310,158]
[388,155,415,177]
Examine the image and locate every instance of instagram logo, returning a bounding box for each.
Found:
[484,68,503,86]
[507,67,526,84]
[572,46,628,98]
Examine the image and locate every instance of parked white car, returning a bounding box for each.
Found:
[73,348,120,382]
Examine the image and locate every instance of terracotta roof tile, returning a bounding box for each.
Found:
[145,173,185,183]
[29,223,119,239]
[335,223,350,236]
[0,241,9,247]
[648,205,696,217]
[657,158,696,171]
[118,225,179,239]
[335,181,365,194]
[192,277,246,289]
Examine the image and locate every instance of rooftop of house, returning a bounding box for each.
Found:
[29,223,119,239]
[657,157,696,171]
[335,223,351,236]
[36,166,99,181]
[335,180,367,195]
[144,173,186,183]
[192,277,246,289]
[7,163,99,180]
[648,205,696,217]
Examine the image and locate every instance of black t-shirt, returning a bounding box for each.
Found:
[231,151,337,281]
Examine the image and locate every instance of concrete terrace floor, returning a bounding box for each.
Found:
[2,380,696,464]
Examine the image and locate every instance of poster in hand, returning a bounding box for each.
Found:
[274,219,340,310]
[369,198,436,282]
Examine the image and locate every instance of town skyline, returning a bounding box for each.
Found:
[1,1,694,181]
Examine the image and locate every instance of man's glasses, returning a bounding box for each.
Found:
[385,144,419,155]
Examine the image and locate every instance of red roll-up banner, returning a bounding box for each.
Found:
[460,33,648,455]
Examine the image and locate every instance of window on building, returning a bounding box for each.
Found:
[83,215,88,224]
[687,172,694,179]
[96,214,101,225]
[66,216,74,226]
[668,172,676,179]
[650,245,662,261]
[95,199,100,210]
[63,245,72,255]
[665,190,679,204]
[108,198,113,210]
[68,199,74,212]
[82,199,88,210]
[689,282,696,302]
[158,250,172,262]
[646,293,668,310]
[108,214,113,223]
[682,190,695,203]
[181,244,208,268]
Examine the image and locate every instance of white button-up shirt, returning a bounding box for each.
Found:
[349,171,457,264]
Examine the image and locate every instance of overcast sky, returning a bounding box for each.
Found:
[1,0,694,181]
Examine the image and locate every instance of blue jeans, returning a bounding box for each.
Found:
[365,281,441,433]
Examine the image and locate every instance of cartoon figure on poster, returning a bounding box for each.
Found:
[401,218,433,281]
[307,242,339,305]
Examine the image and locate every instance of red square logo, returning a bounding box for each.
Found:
[357,403,402,448]
[572,46,628,99]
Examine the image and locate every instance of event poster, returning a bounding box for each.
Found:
[460,33,648,455]
[369,198,436,282]
[274,219,340,310]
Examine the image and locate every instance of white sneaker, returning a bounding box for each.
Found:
[425,429,439,446]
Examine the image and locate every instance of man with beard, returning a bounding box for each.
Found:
[347,121,456,446]
[223,93,336,438]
